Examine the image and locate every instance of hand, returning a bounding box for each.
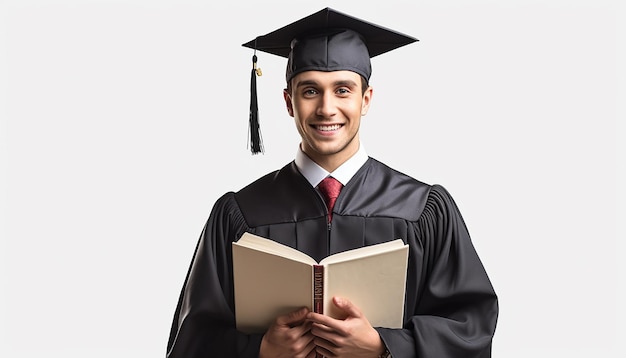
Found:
[259,307,317,358]
[307,296,386,358]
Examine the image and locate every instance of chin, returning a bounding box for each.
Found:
[313,144,345,156]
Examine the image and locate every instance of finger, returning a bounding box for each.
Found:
[301,337,317,357]
[314,337,338,358]
[290,320,313,338]
[310,321,337,343]
[308,308,354,333]
[306,348,325,358]
[307,311,339,329]
[289,332,316,358]
[311,321,334,334]
[332,296,362,318]
[277,306,310,326]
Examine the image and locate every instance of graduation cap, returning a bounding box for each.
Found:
[242,7,418,154]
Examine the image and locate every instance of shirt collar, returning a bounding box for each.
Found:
[295,145,369,188]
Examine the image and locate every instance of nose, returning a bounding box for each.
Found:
[316,92,337,118]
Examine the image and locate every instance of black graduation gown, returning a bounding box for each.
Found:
[166,158,498,357]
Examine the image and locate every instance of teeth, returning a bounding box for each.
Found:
[317,124,341,131]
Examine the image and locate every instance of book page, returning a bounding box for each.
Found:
[323,244,409,329]
[233,243,314,334]
[235,232,318,265]
[319,239,406,265]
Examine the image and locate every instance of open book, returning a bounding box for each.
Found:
[232,232,409,334]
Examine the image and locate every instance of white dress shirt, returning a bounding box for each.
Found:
[294,145,369,188]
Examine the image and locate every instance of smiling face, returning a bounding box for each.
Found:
[284,70,373,172]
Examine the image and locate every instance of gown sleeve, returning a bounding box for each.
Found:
[166,193,263,357]
[376,185,498,358]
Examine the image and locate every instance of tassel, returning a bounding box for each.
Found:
[249,53,264,154]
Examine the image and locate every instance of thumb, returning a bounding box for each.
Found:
[277,306,310,326]
[333,296,362,318]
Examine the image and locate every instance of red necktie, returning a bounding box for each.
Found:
[318,177,343,222]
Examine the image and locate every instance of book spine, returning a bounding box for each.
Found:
[313,265,324,314]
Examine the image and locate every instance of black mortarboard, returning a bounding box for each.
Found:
[242,8,418,154]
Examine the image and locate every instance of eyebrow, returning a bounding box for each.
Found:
[295,79,359,89]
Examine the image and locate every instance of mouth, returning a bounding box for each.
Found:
[314,124,343,132]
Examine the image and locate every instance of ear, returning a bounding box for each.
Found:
[283,89,294,117]
[361,85,373,116]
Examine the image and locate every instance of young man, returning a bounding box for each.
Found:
[166,8,498,358]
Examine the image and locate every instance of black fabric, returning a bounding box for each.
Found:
[242,8,417,59]
[166,158,498,357]
[241,7,418,82]
[287,28,372,82]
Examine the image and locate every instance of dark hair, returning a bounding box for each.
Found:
[286,74,369,96]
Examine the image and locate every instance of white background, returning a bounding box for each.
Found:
[1,0,624,357]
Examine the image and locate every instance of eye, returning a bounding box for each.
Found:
[336,87,351,96]
[303,88,319,97]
